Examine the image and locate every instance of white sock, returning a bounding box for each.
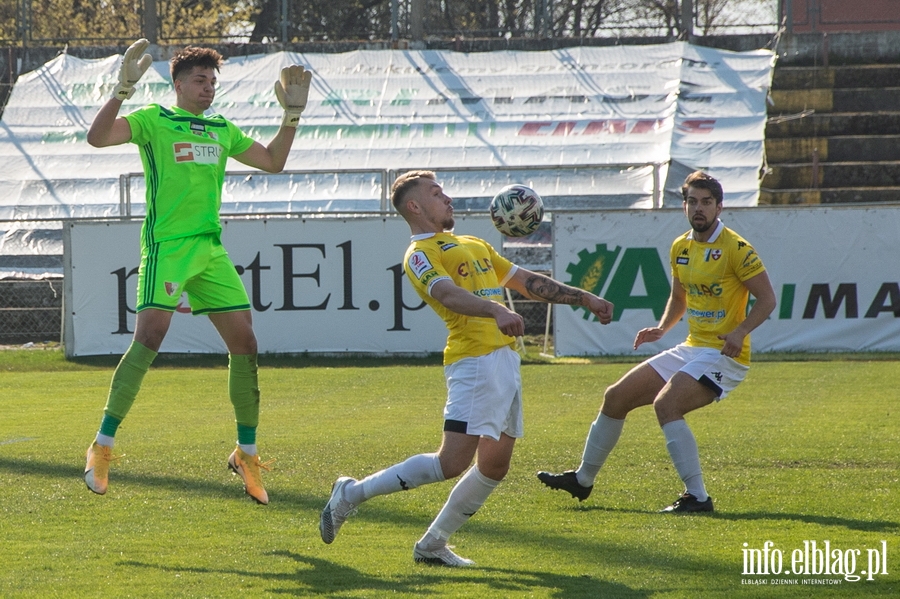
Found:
[95,433,115,448]
[425,465,498,542]
[662,420,708,501]
[238,443,257,456]
[576,413,624,487]
[348,453,444,505]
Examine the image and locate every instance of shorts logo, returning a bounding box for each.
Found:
[712,371,723,383]
[408,251,434,278]
[165,281,180,296]
[173,142,221,164]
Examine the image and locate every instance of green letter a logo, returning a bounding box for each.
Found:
[565,245,670,321]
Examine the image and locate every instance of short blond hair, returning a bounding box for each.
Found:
[390,170,435,212]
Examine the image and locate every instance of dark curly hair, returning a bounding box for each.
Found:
[170,46,223,81]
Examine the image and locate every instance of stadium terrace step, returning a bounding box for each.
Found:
[769,87,900,114]
[765,136,900,164]
[766,112,900,138]
[763,161,900,189]
[772,64,900,91]
[764,61,900,207]
[758,187,900,205]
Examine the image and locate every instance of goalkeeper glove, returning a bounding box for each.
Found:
[274,65,312,128]
[113,38,153,101]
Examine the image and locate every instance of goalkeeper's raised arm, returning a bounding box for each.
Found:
[87,38,152,147]
[233,65,313,173]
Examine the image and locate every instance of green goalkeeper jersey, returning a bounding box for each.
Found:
[124,104,255,250]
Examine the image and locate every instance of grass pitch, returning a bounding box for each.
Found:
[0,348,897,598]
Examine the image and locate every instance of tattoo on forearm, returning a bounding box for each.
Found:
[525,275,584,305]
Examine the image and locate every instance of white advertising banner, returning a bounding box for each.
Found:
[63,216,500,357]
[3,42,773,222]
[554,206,900,356]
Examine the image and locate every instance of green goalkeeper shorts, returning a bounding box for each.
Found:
[136,233,250,315]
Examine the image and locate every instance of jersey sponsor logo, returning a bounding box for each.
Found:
[190,122,206,132]
[408,251,433,278]
[420,270,440,286]
[457,258,493,278]
[687,282,723,297]
[742,249,760,268]
[173,142,222,164]
[677,256,689,265]
[439,242,458,251]
[688,307,726,320]
[473,287,502,298]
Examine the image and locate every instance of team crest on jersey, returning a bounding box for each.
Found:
[704,249,722,261]
[165,281,180,296]
[408,251,433,278]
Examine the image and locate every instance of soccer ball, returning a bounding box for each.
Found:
[489,184,544,237]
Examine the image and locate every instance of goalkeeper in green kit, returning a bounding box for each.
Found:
[83,39,312,504]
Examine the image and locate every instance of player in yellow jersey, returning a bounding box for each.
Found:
[319,170,614,566]
[538,171,776,513]
[83,39,312,504]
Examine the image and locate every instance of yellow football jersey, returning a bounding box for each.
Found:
[404,232,517,365]
[670,221,766,365]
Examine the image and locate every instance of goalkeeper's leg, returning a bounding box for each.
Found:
[84,340,158,494]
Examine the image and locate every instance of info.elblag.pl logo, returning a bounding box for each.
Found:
[742,540,889,586]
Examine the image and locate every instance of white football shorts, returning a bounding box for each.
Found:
[442,345,524,440]
[645,344,749,400]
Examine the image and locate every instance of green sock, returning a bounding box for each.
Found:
[98,414,122,437]
[102,341,158,422]
[229,354,260,438]
[237,424,257,446]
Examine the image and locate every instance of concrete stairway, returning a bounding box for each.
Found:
[762,64,900,204]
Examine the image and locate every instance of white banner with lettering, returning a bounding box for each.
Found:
[4,42,773,223]
[553,205,900,356]
[63,216,500,357]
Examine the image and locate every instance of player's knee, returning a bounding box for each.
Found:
[134,330,166,352]
[652,396,681,424]
[438,455,471,479]
[478,462,509,481]
[601,385,630,419]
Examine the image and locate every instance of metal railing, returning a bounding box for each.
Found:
[116,162,668,218]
